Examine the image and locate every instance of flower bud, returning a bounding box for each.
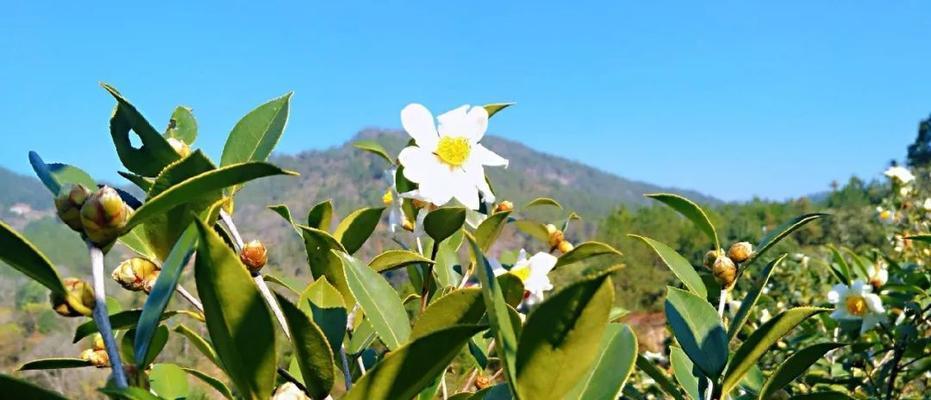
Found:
[112,257,160,292]
[475,375,494,390]
[92,333,105,351]
[55,184,91,232]
[546,224,565,248]
[557,240,574,254]
[80,186,132,247]
[240,240,268,273]
[712,256,738,289]
[50,278,95,317]
[727,242,753,263]
[494,201,514,213]
[703,250,718,269]
[167,137,191,158]
[80,348,110,368]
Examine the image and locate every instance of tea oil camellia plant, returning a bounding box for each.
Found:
[0,88,639,400]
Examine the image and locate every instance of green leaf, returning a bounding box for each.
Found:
[299,226,354,305]
[564,323,638,400]
[343,325,485,400]
[118,171,154,192]
[424,207,467,243]
[134,223,198,367]
[0,220,66,295]
[99,387,163,400]
[759,342,844,399]
[166,106,197,144]
[150,363,190,400]
[268,203,296,226]
[183,368,234,400]
[0,374,68,399]
[475,211,511,252]
[751,213,827,265]
[263,274,299,294]
[193,218,277,400]
[434,231,464,288]
[174,323,221,368]
[496,273,526,308]
[307,200,334,231]
[28,151,96,195]
[635,354,687,400]
[670,346,703,400]
[484,103,514,118]
[788,392,855,400]
[102,83,181,177]
[126,161,296,231]
[302,280,348,356]
[220,92,291,167]
[411,288,485,340]
[275,293,336,400]
[728,255,787,341]
[353,140,395,165]
[646,193,720,250]
[516,271,616,400]
[721,307,830,395]
[828,246,852,285]
[333,207,385,254]
[347,318,377,355]
[74,309,195,342]
[514,220,550,243]
[19,358,93,371]
[524,197,562,210]
[906,233,931,243]
[555,241,623,269]
[466,233,519,390]
[338,251,411,350]
[369,250,434,273]
[118,226,159,261]
[631,235,707,298]
[122,326,169,367]
[664,286,728,378]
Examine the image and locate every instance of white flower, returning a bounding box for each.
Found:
[828,279,885,334]
[504,249,558,306]
[383,168,405,233]
[727,300,742,319]
[877,207,896,224]
[868,262,888,288]
[759,309,772,324]
[271,382,309,400]
[884,166,915,184]
[397,104,508,210]
[923,198,931,211]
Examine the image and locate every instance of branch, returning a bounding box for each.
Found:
[88,241,128,388]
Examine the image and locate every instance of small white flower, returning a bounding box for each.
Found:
[727,300,742,319]
[759,309,772,324]
[884,166,915,185]
[877,207,896,224]
[923,198,931,211]
[506,249,558,306]
[868,262,888,288]
[383,168,405,233]
[828,279,885,334]
[397,104,508,210]
[272,382,309,400]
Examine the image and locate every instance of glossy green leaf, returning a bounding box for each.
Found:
[496,273,526,308]
[750,213,827,265]
[19,358,93,371]
[28,151,96,195]
[333,207,385,254]
[118,226,159,261]
[174,323,221,368]
[299,226,354,304]
[0,220,66,295]
[307,200,334,231]
[348,318,377,355]
[758,342,844,399]
[424,207,467,243]
[150,363,190,400]
[263,274,299,294]
[369,250,434,273]
[343,324,484,400]
[126,161,296,231]
[631,235,707,298]
[102,83,181,177]
[635,354,687,400]
[484,103,514,118]
[475,211,511,252]
[183,368,234,400]
[789,392,856,400]
[514,220,549,243]
[339,251,411,350]
[524,197,562,210]
[0,374,67,399]
[721,307,830,395]
[122,326,169,367]
[555,241,623,269]
[193,218,277,400]
[74,309,195,342]
[220,92,291,166]
[664,286,728,378]
[728,255,787,341]
[434,231,464,288]
[828,246,852,285]
[165,106,197,144]
[119,171,154,191]
[516,271,616,400]
[670,346,703,400]
[276,293,335,400]
[646,193,719,249]
[353,139,394,165]
[411,288,485,340]
[564,323,638,400]
[268,203,296,226]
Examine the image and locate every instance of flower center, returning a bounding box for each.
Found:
[509,265,531,283]
[845,295,868,316]
[436,136,471,167]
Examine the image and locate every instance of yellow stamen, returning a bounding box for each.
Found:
[435,136,471,167]
[845,295,868,316]
[382,189,394,205]
[509,265,531,282]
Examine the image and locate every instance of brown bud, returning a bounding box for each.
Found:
[112,257,160,292]
[727,242,753,263]
[402,219,415,232]
[558,240,575,254]
[55,184,91,232]
[80,186,132,247]
[240,240,268,273]
[703,250,719,269]
[80,348,109,368]
[494,201,514,213]
[712,256,738,289]
[475,375,494,390]
[546,224,565,248]
[50,278,95,317]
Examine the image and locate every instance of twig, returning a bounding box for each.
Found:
[88,242,128,388]
[253,275,291,340]
[706,289,728,400]
[175,285,203,312]
[220,210,244,252]
[339,346,353,390]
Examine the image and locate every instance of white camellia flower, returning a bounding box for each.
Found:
[877,207,896,224]
[828,279,885,334]
[868,262,889,289]
[397,104,509,210]
[884,166,915,185]
[508,249,558,306]
[271,382,309,400]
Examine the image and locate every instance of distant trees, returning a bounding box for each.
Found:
[907,115,931,167]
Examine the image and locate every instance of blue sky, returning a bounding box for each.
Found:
[1,1,929,201]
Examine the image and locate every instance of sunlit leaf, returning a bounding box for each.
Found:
[646,193,719,249]
[333,207,385,254]
[338,251,411,350]
[631,235,707,298]
[564,323,638,400]
[220,92,291,167]
[664,287,728,379]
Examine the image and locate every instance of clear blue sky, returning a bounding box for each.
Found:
[2,1,929,201]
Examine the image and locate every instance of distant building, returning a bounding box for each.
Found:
[9,203,33,216]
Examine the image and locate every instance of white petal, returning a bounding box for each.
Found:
[451,169,480,210]
[398,146,442,184]
[861,314,882,334]
[851,280,868,294]
[401,103,439,149]
[827,284,847,304]
[438,105,488,141]
[864,293,885,313]
[471,144,509,167]
[462,161,496,202]
[464,105,489,141]
[529,252,558,275]
[517,249,528,263]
